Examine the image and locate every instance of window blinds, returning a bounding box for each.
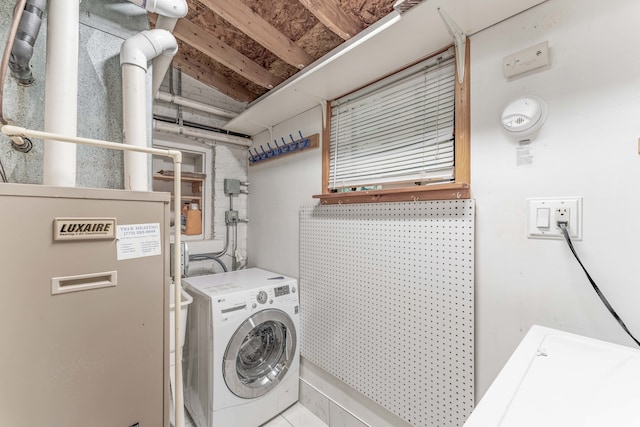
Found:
[329,49,456,190]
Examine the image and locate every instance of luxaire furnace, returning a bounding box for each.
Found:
[0,183,171,426]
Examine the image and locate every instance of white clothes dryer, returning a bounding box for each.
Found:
[182,268,300,427]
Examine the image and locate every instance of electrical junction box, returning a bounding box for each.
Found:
[526,197,582,240]
[504,41,550,78]
[224,178,242,195]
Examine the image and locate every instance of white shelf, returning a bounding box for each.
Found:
[224,0,548,136]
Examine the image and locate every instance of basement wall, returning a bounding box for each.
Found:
[247,0,640,424]
[0,0,148,188]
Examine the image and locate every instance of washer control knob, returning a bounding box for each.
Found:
[291,287,296,293]
[257,291,268,304]
[252,303,257,309]
[269,299,274,304]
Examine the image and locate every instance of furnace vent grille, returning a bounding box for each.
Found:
[300,200,475,427]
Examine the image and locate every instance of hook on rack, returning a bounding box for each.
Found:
[248,131,318,164]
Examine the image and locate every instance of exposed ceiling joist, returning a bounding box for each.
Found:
[149,0,395,103]
[150,14,283,89]
[298,0,362,40]
[198,0,315,69]
[171,54,257,103]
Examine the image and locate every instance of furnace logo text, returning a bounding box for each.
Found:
[59,222,112,234]
[54,218,117,241]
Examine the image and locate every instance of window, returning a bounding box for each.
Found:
[152,135,213,240]
[316,43,470,204]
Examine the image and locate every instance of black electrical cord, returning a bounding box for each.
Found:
[558,222,640,347]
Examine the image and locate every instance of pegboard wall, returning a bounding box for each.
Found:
[299,200,475,427]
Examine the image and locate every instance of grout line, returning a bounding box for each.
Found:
[300,378,371,427]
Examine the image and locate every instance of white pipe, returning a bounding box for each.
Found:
[126,0,188,19]
[172,160,184,427]
[1,123,185,427]
[153,120,252,146]
[122,64,149,191]
[125,0,187,96]
[155,91,239,119]
[43,0,79,187]
[120,4,186,423]
[120,29,178,191]
[152,16,179,97]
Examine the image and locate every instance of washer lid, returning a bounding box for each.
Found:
[183,268,294,297]
[465,325,640,427]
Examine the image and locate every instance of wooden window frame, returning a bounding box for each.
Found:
[314,40,470,205]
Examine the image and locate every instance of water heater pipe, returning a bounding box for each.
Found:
[155,91,239,119]
[120,29,178,191]
[153,119,251,146]
[42,0,79,187]
[1,123,186,427]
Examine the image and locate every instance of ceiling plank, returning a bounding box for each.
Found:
[198,0,314,69]
[150,15,282,89]
[170,54,258,103]
[297,0,361,40]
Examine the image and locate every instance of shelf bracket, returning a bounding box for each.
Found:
[245,119,274,142]
[438,7,467,84]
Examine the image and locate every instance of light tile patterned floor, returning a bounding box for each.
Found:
[181,402,327,427]
[261,403,328,427]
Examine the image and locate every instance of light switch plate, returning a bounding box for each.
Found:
[526,197,582,240]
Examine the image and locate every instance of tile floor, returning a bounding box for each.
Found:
[181,402,328,427]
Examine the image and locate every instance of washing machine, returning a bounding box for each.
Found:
[182,268,300,427]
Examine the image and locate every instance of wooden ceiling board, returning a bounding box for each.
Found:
[158,0,396,104]
[243,0,320,41]
[296,22,345,58]
[197,0,315,68]
[176,41,267,100]
[298,0,363,39]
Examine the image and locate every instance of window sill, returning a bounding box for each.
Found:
[313,182,470,204]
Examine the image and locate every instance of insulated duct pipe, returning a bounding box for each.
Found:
[120,29,178,191]
[9,0,46,85]
[43,0,79,187]
[155,91,239,119]
[153,119,252,146]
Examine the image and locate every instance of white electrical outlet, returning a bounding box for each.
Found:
[526,197,582,240]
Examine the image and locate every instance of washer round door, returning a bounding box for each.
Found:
[223,308,297,399]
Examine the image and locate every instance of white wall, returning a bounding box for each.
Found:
[471,0,640,398]
[246,0,640,416]
[154,70,250,274]
[247,106,323,277]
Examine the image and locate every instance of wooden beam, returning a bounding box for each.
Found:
[297,0,361,40]
[149,14,282,89]
[171,54,258,103]
[454,38,471,185]
[313,183,471,204]
[198,0,314,69]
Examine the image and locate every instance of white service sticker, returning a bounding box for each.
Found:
[116,223,161,260]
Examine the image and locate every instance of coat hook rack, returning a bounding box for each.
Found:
[248,131,319,165]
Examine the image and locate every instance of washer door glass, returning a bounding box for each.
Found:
[223,309,297,399]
